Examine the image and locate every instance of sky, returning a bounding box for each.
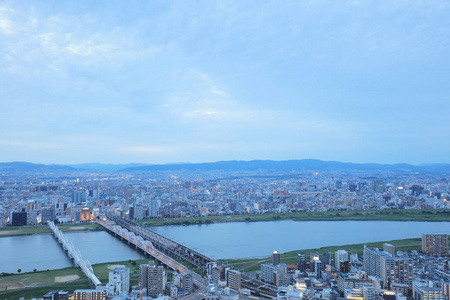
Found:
[0,1,449,165]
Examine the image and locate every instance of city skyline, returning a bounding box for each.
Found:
[1,1,449,164]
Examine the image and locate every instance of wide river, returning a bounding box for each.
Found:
[1,220,449,273]
[150,220,450,259]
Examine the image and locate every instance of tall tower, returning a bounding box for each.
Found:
[273,250,280,266]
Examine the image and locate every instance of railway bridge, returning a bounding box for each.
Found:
[106,215,278,298]
[48,221,101,286]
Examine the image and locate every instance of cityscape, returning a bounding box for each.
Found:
[1,1,450,300]
[1,164,450,300]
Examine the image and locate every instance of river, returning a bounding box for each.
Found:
[150,220,450,259]
[0,231,144,273]
[1,220,449,273]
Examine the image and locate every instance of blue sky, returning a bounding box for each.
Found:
[0,1,449,164]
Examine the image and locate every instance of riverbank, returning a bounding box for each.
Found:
[0,222,104,237]
[140,208,450,227]
[222,237,423,272]
[0,259,156,300]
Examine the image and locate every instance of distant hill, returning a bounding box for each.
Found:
[68,163,151,172]
[118,159,450,173]
[1,160,449,174]
[0,162,76,173]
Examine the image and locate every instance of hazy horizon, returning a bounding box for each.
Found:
[1,158,449,167]
[1,1,449,164]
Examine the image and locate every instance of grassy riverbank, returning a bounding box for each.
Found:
[0,222,104,237]
[222,237,423,272]
[0,259,154,300]
[140,208,450,227]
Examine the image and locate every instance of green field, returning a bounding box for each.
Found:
[0,259,156,300]
[0,222,104,237]
[139,209,450,227]
[222,237,423,272]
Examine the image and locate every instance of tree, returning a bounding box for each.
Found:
[33,269,37,272]
[17,269,21,273]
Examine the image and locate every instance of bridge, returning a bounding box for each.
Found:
[97,219,207,290]
[111,215,214,269]
[105,216,278,298]
[47,221,101,286]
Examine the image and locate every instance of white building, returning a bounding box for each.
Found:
[336,250,349,271]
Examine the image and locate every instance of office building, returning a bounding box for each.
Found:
[422,234,448,256]
[336,250,349,271]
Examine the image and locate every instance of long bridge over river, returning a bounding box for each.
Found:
[105,215,278,298]
[96,218,207,290]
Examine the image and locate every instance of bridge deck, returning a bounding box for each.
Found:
[97,220,207,289]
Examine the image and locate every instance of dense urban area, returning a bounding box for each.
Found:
[1,166,450,300]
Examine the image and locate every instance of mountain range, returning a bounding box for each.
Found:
[0,160,449,174]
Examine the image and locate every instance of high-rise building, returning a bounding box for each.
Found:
[381,257,413,288]
[314,260,323,279]
[383,243,396,256]
[422,233,448,256]
[274,263,289,287]
[298,252,306,271]
[227,269,241,291]
[146,265,165,297]
[363,247,390,278]
[273,250,280,266]
[261,263,276,284]
[372,180,385,193]
[149,198,159,218]
[340,261,350,274]
[71,190,87,204]
[335,250,349,271]
[139,264,149,291]
[323,252,332,266]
